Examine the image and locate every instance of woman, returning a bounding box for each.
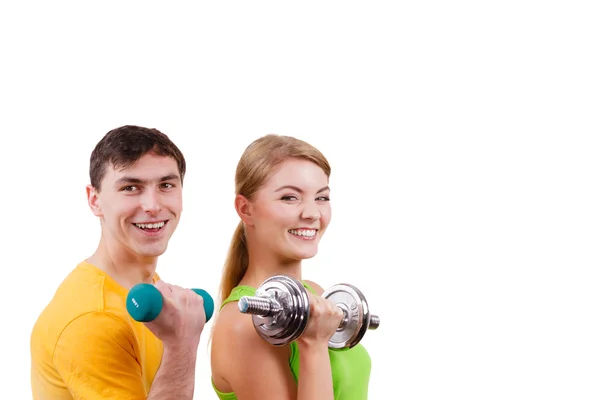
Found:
[210,134,372,400]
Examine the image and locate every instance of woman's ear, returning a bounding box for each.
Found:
[234,194,254,226]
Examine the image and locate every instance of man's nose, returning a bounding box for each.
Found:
[141,191,162,215]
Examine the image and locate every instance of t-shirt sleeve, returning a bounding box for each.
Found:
[52,311,150,400]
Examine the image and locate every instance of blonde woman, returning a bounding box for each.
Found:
[210,134,372,400]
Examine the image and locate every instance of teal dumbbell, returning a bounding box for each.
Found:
[126,283,214,323]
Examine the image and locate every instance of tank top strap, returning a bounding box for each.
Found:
[221,281,316,310]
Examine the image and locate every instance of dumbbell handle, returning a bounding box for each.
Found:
[127,283,215,323]
[238,295,379,330]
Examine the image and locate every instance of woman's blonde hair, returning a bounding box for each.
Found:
[218,134,331,303]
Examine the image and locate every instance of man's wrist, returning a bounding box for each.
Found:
[162,340,200,361]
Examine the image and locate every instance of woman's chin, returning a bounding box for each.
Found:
[290,247,319,261]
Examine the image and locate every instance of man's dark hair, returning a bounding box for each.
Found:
[89,125,186,191]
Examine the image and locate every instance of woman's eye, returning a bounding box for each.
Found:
[281,195,298,201]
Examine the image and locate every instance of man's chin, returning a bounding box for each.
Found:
[135,244,168,258]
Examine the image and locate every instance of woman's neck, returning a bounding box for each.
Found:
[240,251,302,288]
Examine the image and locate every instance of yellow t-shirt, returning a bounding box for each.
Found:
[30,261,163,399]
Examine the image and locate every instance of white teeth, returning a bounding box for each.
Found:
[288,229,317,237]
[135,221,165,229]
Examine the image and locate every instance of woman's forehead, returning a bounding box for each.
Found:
[262,159,329,190]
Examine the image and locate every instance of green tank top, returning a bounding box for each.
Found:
[211,282,372,400]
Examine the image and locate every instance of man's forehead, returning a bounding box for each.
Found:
[105,162,180,182]
[108,154,176,172]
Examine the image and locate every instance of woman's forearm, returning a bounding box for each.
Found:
[297,342,334,400]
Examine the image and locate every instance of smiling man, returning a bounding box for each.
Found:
[30,125,208,399]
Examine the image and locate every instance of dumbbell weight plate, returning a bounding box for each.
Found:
[251,275,310,346]
[323,283,371,349]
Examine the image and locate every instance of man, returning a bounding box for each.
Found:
[30,125,207,399]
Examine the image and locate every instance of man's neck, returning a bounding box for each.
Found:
[87,240,158,291]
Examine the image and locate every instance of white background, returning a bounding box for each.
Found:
[1,1,599,399]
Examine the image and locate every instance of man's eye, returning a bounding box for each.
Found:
[123,185,138,192]
[161,183,174,189]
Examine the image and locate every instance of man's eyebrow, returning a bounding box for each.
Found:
[274,185,330,193]
[159,174,180,182]
[114,174,180,186]
[114,176,144,186]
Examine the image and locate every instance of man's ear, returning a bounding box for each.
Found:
[86,185,103,217]
[234,194,254,226]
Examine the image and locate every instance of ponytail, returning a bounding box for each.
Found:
[218,221,249,305]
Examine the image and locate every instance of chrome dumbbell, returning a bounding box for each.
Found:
[238,275,380,349]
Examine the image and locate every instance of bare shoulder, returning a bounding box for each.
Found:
[211,302,252,386]
[211,301,292,395]
[303,279,325,295]
[212,301,261,346]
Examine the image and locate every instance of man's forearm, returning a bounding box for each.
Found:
[148,345,198,400]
